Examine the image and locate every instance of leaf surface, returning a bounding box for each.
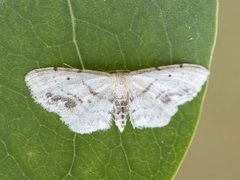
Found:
[0,0,217,179]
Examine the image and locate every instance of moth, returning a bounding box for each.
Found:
[25,64,209,134]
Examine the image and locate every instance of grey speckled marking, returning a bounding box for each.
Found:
[159,92,185,104]
[183,89,191,94]
[87,85,98,96]
[113,97,129,131]
[46,92,53,98]
[65,92,83,104]
[160,95,171,104]
[82,80,98,95]
[142,82,153,93]
[51,95,77,108]
[51,95,62,101]
[65,99,77,108]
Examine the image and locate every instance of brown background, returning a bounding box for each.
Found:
[176,1,240,180]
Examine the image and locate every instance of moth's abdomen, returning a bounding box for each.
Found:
[113,98,129,132]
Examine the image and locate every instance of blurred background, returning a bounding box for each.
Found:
[176,1,240,180]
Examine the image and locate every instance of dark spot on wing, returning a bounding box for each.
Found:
[121,121,125,124]
[155,67,161,71]
[168,74,172,78]
[90,90,98,96]
[65,99,77,108]
[184,89,190,93]
[51,95,77,108]
[183,89,191,95]
[77,69,82,73]
[65,92,83,104]
[51,95,62,101]
[53,67,58,71]
[46,92,52,98]
[121,114,124,119]
[161,95,171,104]
[179,64,183,68]
[78,98,83,103]
[157,91,184,101]
[67,77,70,80]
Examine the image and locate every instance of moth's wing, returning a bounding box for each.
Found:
[128,64,209,129]
[25,68,114,134]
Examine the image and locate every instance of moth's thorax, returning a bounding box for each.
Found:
[112,73,129,132]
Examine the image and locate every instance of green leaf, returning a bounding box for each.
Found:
[0,0,217,179]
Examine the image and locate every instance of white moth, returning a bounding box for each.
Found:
[25,64,209,134]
